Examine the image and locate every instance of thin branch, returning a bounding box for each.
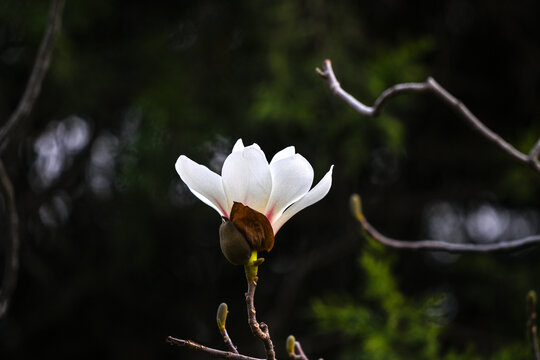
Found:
[245,274,276,360]
[0,0,66,153]
[290,342,309,360]
[166,337,264,360]
[530,138,540,164]
[527,291,540,360]
[316,59,540,173]
[350,193,540,253]
[287,340,322,360]
[0,160,19,318]
[220,327,239,354]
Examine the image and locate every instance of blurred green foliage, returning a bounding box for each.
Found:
[312,238,531,360]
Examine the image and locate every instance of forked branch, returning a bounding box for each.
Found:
[168,256,278,359]
[317,59,540,253]
[316,59,540,173]
[0,0,65,152]
[0,0,65,319]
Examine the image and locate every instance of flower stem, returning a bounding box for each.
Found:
[244,250,259,282]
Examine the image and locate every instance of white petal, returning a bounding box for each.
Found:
[270,146,296,164]
[232,139,244,152]
[175,155,229,217]
[234,139,262,152]
[222,146,272,213]
[265,154,313,223]
[271,165,334,233]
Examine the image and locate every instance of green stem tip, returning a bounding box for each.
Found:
[244,250,264,282]
[286,335,296,354]
[528,290,537,311]
[350,193,364,222]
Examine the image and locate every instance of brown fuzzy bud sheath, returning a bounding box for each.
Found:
[230,202,275,252]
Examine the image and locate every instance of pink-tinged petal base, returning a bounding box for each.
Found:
[176,139,334,237]
[271,165,334,233]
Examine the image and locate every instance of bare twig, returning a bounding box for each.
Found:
[291,342,309,360]
[0,160,19,318]
[316,59,540,173]
[166,336,265,360]
[220,327,238,354]
[527,291,540,360]
[286,337,321,360]
[245,274,276,360]
[0,0,66,153]
[168,255,276,359]
[350,194,540,253]
[530,139,540,164]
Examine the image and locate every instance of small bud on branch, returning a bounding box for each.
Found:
[217,303,228,331]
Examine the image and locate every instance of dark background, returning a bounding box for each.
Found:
[0,0,539,359]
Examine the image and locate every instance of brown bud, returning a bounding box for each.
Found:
[219,217,252,265]
[230,202,275,252]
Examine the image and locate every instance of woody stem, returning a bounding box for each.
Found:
[244,251,276,360]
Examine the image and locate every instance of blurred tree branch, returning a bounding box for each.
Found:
[0,160,19,318]
[350,193,540,253]
[0,0,66,153]
[316,59,540,173]
[0,0,65,319]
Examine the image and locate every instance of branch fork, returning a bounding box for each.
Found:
[0,0,65,319]
[317,59,540,173]
[168,251,318,359]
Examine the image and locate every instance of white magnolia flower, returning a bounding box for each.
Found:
[175,139,334,234]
